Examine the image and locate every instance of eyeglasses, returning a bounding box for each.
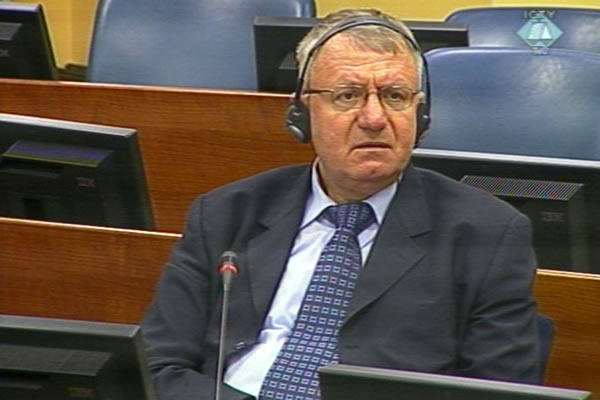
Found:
[303,85,419,111]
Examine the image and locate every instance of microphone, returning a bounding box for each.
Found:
[218,250,239,292]
[215,250,239,400]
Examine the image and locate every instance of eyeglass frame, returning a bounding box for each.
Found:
[302,85,421,112]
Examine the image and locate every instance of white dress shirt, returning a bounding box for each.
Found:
[224,163,399,397]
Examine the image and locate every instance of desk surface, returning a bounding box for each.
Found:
[0,78,315,232]
[0,217,179,323]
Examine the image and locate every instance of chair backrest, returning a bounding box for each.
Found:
[419,46,600,160]
[86,0,315,89]
[536,313,554,383]
[445,7,600,54]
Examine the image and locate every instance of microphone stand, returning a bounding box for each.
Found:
[215,264,236,400]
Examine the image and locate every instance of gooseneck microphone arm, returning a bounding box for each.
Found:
[215,250,239,400]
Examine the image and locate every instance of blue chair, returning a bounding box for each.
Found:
[419,46,600,160]
[87,0,315,89]
[445,7,600,54]
[536,313,554,383]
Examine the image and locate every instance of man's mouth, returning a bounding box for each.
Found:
[353,142,391,150]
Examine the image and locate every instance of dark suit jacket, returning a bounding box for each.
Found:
[141,163,540,400]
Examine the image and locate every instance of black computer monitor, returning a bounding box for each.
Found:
[0,2,58,80]
[411,148,600,273]
[319,364,592,400]
[0,113,154,230]
[253,16,469,93]
[0,314,157,400]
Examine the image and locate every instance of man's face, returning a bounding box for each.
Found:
[307,34,422,201]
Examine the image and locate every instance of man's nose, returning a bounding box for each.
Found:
[357,93,387,132]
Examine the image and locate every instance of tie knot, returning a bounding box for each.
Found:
[323,202,375,236]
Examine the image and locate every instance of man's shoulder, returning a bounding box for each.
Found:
[188,164,311,215]
[207,164,310,196]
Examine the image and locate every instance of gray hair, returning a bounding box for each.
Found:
[296,8,423,90]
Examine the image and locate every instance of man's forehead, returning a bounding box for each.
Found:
[309,36,418,78]
[313,34,414,62]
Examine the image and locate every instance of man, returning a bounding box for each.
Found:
[141,8,540,400]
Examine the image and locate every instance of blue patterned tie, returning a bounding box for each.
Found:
[259,202,375,400]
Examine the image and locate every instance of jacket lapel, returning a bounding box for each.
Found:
[347,164,432,320]
[245,167,312,322]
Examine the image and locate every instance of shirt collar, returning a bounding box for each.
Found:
[300,160,400,229]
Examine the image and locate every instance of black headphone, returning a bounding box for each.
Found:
[285,16,431,144]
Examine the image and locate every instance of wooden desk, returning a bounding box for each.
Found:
[0,78,314,233]
[1,224,600,395]
[0,217,178,324]
[534,270,600,394]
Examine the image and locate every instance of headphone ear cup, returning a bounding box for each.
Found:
[415,101,431,144]
[285,98,311,143]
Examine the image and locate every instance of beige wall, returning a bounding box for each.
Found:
[493,0,600,5]
[71,0,97,65]
[15,0,599,68]
[317,0,491,19]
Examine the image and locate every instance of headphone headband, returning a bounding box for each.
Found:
[285,16,431,144]
[294,17,423,101]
